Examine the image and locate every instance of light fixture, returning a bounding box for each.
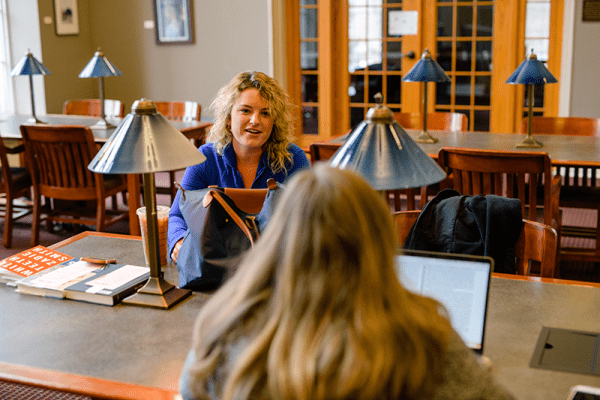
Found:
[10,51,51,124]
[402,48,451,144]
[88,99,206,309]
[329,93,446,191]
[506,49,558,148]
[78,48,122,129]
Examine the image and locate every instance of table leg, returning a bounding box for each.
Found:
[127,174,142,236]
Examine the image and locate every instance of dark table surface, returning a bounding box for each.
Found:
[2,233,600,399]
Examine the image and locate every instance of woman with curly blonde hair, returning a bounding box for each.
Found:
[179,164,514,400]
[168,71,309,262]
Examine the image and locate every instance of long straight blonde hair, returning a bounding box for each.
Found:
[187,164,452,400]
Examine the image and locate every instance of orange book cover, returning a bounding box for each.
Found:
[0,246,73,281]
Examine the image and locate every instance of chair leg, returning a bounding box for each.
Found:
[3,197,13,248]
[31,193,42,247]
[96,199,107,232]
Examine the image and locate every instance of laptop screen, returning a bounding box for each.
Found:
[394,249,493,354]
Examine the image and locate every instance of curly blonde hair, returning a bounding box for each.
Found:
[187,165,452,400]
[207,71,295,174]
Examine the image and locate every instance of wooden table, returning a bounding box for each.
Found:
[2,231,600,399]
[330,129,600,166]
[0,114,212,236]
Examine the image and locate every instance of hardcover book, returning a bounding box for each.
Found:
[63,264,150,306]
[0,246,73,284]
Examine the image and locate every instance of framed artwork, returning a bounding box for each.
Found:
[154,0,195,45]
[54,0,79,36]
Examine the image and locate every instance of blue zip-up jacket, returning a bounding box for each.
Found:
[167,142,310,258]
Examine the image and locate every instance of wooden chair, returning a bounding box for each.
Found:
[0,361,178,400]
[393,111,468,132]
[393,211,558,278]
[152,101,203,202]
[0,140,32,248]
[309,141,425,211]
[20,125,129,247]
[154,100,201,122]
[521,116,600,262]
[63,99,125,118]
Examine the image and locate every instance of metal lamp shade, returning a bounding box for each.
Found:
[78,49,122,78]
[11,52,51,76]
[329,96,446,191]
[505,51,557,85]
[88,99,206,174]
[402,49,450,83]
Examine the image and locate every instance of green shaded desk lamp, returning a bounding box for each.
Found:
[88,99,206,309]
[10,51,51,124]
[506,49,558,148]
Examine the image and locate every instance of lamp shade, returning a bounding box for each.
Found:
[88,99,206,174]
[402,49,450,83]
[11,52,51,76]
[329,97,446,191]
[78,48,122,78]
[505,51,557,85]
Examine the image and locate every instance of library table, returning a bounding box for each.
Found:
[0,114,211,235]
[2,232,600,399]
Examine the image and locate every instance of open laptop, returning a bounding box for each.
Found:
[394,249,494,355]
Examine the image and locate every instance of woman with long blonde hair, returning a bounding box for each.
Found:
[179,164,514,400]
[168,71,310,263]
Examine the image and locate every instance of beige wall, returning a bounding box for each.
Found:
[37,0,271,117]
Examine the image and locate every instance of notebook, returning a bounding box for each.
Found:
[394,249,494,354]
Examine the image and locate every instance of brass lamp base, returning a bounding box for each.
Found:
[91,117,116,129]
[415,130,439,144]
[122,276,191,309]
[516,134,543,148]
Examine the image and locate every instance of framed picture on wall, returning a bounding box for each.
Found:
[53,0,79,36]
[154,0,195,45]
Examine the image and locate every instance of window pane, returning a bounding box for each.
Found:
[367,40,383,70]
[349,7,367,40]
[474,76,491,106]
[455,41,472,72]
[387,75,401,104]
[437,41,452,71]
[368,75,383,102]
[437,6,453,37]
[302,75,319,102]
[367,6,383,40]
[477,5,493,37]
[474,110,490,132]
[455,75,472,105]
[367,0,383,5]
[300,0,316,5]
[300,8,317,39]
[457,6,473,37]
[524,38,549,62]
[475,41,492,71]
[525,3,550,38]
[436,81,451,105]
[386,41,403,71]
[351,107,366,128]
[349,0,367,5]
[301,42,318,70]
[349,41,367,72]
[349,75,365,103]
[302,106,318,134]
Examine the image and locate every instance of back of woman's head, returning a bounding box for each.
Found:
[192,165,451,400]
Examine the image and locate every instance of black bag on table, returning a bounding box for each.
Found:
[176,178,283,291]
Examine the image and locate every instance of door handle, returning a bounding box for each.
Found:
[401,51,416,59]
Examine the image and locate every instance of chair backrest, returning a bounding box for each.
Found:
[20,124,103,201]
[520,116,600,137]
[393,211,557,278]
[394,112,468,132]
[437,147,557,227]
[63,99,125,118]
[309,142,342,163]
[154,101,201,122]
[0,139,13,191]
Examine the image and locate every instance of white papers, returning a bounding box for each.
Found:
[28,261,97,289]
[85,265,149,291]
